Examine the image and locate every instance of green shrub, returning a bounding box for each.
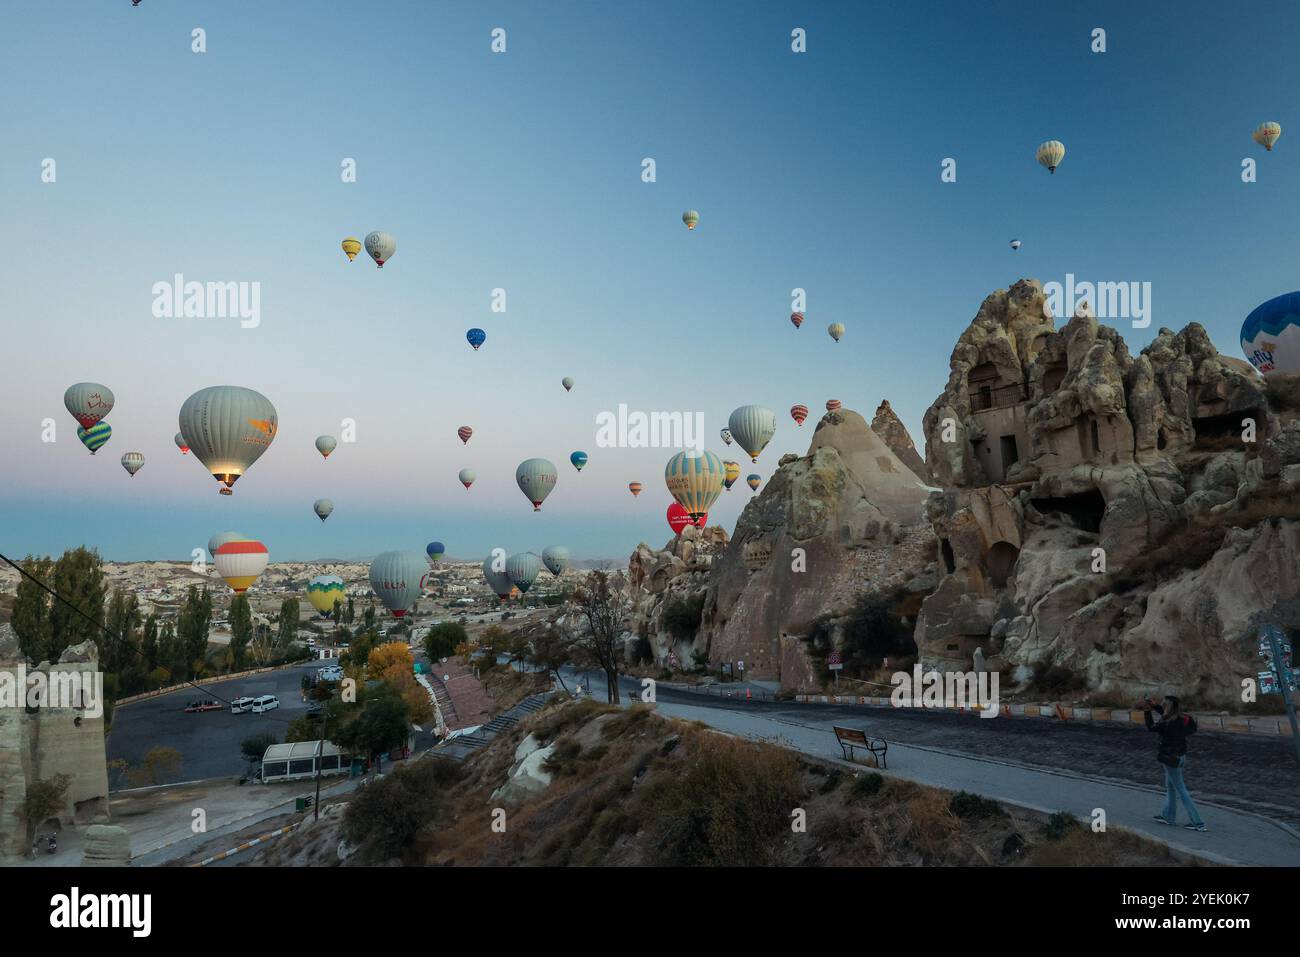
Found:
[851,772,885,799]
[662,594,706,642]
[949,791,1005,820]
[1041,810,1084,842]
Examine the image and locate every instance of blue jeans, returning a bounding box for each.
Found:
[1161,756,1204,826]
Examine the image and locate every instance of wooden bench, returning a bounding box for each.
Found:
[833,725,888,769]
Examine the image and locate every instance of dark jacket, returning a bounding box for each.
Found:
[1145,705,1196,766]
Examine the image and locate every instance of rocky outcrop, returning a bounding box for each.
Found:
[873,400,931,485]
[915,279,1300,705]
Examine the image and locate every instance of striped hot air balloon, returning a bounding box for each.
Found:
[516,458,557,511]
[341,237,362,263]
[175,432,189,454]
[457,426,473,445]
[466,328,486,351]
[77,422,111,455]
[459,468,476,489]
[506,552,542,593]
[121,452,144,476]
[791,404,809,426]
[747,474,762,492]
[723,460,740,491]
[1253,122,1282,152]
[728,406,776,463]
[1036,139,1066,173]
[368,550,427,617]
[664,450,725,521]
[628,481,643,497]
[214,539,269,593]
[315,435,337,459]
[542,545,570,576]
[208,531,246,559]
[64,382,114,430]
[682,209,700,230]
[828,322,845,342]
[826,399,842,412]
[790,312,804,329]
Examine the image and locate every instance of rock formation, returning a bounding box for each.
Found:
[873,400,932,485]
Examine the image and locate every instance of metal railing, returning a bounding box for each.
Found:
[968,380,1029,412]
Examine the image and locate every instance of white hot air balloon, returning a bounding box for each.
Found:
[482,553,514,601]
[828,322,845,342]
[506,552,542,594]
[727,406,777,463]
[562,376,574,392]
[63,382,114,430]
[1010,239,1022,251]
[208,531,247,560]
[542,545,570,576]
[120,452,144,476]
[178,385,277,495]
[315,435,337,459]
[1253,121,1282,151]
[214,539,269,593]
[368,550,428,617]
[174,432,189,454]
[364,231,396,268]
[516,458,558,511]
[459,468,477,489]
[1036,139,1066,173]
[313,498,334,522]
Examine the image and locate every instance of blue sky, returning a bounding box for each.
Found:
[2,1,1298,562]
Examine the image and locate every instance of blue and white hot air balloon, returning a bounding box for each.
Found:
[1242,292,1300,377]
[467,328,487,351]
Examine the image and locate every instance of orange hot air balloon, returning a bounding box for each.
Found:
[790,312,804,329]
[457,426,473,445]
[790,404,809,426]
[628,482,643,498]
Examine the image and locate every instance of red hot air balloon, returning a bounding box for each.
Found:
[826,399,842,412]
[457,426,473,445]
[668,502,706,534]
[790,404,809,426]
[790,312,804,329]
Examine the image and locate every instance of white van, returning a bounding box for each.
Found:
[231,697,255,714]
[251,695,280,714]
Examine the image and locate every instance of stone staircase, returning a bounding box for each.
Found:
[432,692,552,762]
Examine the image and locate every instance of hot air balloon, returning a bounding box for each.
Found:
[728,406,776,463]
[64,382,114,430]
[664,450,726,521]
[315,435,337,459]
[1242,291,1300,376]
[214,539,268,593]
[682,209,700,230]
[178,385,277,495]
[1253,121,1282,151]
[505,552,542,594]
[628,481,643,497]
[747,474,762,492]
[174,432,189,454]
[307,575,346,617]
[208,531,246,559]
[458,468,476,489]
[570,450,588,471]
[1010,239,1022,251]
[341,237,362,262]
[457,426,473,445]
[723,460,740,491]
[121,452,144,476]
[667,502,695,536]
[482,555,513,601]
[427,541,445,563]
[516,458,557,511]
[313,498,334,522]
[561,376,574,392]
[466,328,486,351]
[720,428,732,446]
[828,322,845,342]
[77,423,111,455]
[542,545,570,576]
[368,550,427,617]
[1036,139,1065,173]
[364,230,396,268]
[790,312,804,329]
[826,399,842,412]
[791,404,809,426]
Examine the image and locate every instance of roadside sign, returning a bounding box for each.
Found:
[827,651,844,671]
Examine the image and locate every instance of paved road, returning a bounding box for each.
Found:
[564,670,1300,864]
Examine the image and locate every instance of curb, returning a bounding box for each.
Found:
[189,822,301,867]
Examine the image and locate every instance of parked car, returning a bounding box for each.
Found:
[231,696,255,714]
[251,695,280,714]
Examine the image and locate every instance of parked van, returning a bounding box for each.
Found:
[231,697,255,714]
[251,695,280,714]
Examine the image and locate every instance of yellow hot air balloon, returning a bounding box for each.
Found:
[723,460,741,491]
[1253,121,1282,151]
[664,451,725,520]
[1036,139,1066,173]
[341,237,362,262]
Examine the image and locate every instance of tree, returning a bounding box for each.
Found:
[565,571,630,704]
[157,620,182,678]
[229,595,252,669]
[102,587,142,680]
[176,586,213,679]
[48,547,107,661]
[11,555,54,662]
[526,625,575,692]
[346,596,355,624]
[141,614,159,672]
[362,604,376,631]
[22,773,70,843]
[277,597,300,647]
[423,622,466,661]
[331,683,412,768]
[285,713,323,743]
[241,732,278,767]
[366,641,414,680]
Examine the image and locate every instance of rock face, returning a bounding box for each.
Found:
[627,523,730,666]
[915,279,1298,705]
[630,408,937,683]
[873,400,932,485]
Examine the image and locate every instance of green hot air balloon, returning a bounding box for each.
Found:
[506,552,542,593]
[727,406,776,463]
[77,422,112,455]
[368,550,427,618]
[664,450,726,521]
[179,386,277,495]
[516,458,558,511]
[542,545,570,576]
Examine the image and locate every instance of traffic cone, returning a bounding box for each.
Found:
[746,687,752,701]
